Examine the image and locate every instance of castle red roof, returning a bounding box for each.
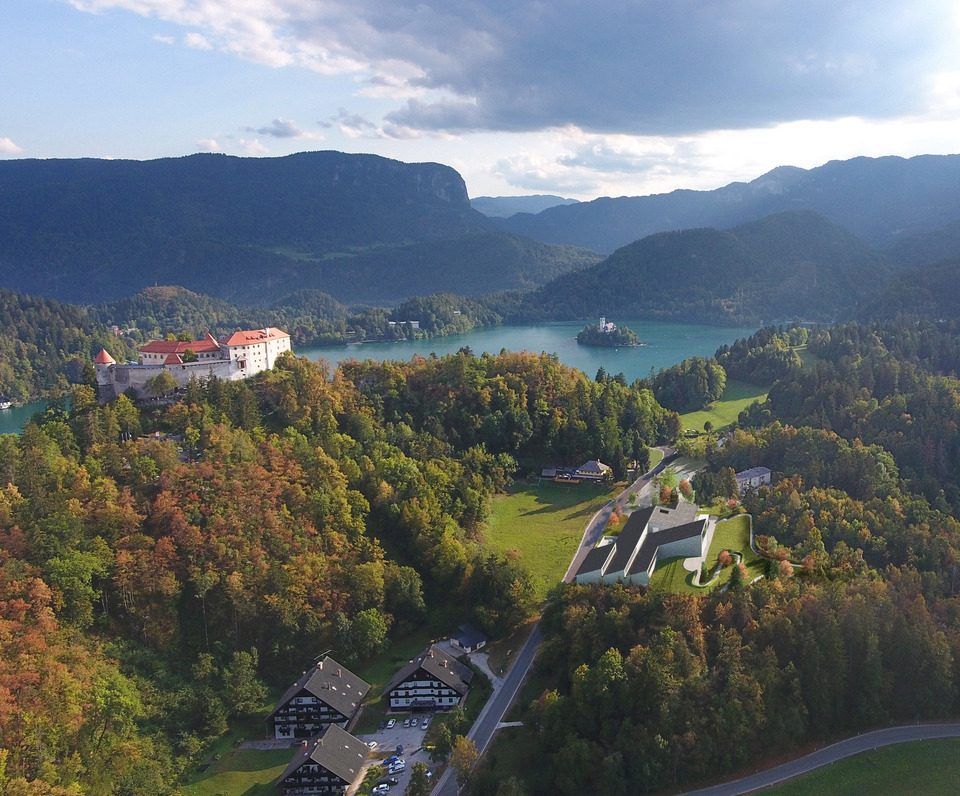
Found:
[163,353,183,365]
[219,327,289,347]
[139,334,220,355]
[94,349,116,364]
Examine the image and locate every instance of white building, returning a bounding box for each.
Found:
[95,327,291,401]
[574,503,708,587]
[735,466,772,494]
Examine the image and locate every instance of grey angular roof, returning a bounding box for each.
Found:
[576,459,611,475]
[627,517,708,577]
[267,656,370,723]
[276,723,368,788]
[735,466,772,480]
[384,644,474,696]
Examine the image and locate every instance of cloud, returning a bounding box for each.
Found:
[66,0,960,138]
[252,117,322,139]
[184,32,213,50]
[237,138,269,155]
[197,138,221,152]
[0,137,24,155]
[153,34,174,44]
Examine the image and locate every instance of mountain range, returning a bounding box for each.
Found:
[4,150,960,325]
[495,154,960,254]
[0,151,598,305]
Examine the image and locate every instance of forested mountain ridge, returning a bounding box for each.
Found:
[0,151,599,305]
[521,210,892,324]
[495,153,960,253]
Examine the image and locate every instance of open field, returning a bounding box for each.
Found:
[181,745,291,796]
[681,378,768,432]
[485,480,619,598]
[760,738,960,796]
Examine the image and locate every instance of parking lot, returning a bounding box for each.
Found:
[356,714,436,793]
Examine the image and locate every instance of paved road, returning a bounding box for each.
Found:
[677,723,960,795]
[431,449,673,795]
[564,445,674,582]
[431,623,542,796]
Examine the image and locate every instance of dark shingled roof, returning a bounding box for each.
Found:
[454,623,488,649]
[276,723,368,788]
[383,644,474,697]
[575,543,616,578]
[267,656,370,724]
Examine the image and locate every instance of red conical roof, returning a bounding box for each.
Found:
[94,349,116,364]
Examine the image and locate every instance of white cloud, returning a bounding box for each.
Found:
[197,138,221,152]
[0,137,24,155]
[65,0,960,138]
[252,117,323,140]
[184,32,212,50]
[153,34,174,44]
[237,138,269,155]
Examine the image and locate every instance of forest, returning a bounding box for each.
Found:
[469,318,960,796]
[0,347,674,795]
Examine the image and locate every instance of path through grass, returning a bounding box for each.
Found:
[486,480,618,598]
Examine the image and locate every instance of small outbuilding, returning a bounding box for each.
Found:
[451,623,488,654]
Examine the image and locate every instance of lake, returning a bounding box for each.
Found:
[299,319,758,385]
[0,320,758,435]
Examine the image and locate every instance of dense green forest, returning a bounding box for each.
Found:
[0,346,674,794]
[471,318,960,796]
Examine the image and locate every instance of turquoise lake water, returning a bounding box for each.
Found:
[0,319,757,435]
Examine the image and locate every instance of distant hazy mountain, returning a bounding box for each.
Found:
[522,210,893,325]
[471,194,580,218]
[861,255,960,321]
[0,151,597,305]
[496,154,960,254]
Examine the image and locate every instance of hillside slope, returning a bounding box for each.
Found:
[0,151,598,305]
[522,210,892,324]
[497,154,960,254]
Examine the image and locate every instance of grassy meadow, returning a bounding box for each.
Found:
[485,479,619,598]
[681,378,768,432]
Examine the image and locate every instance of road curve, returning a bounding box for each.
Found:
[678,723,960,796]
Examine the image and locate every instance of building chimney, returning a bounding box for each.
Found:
[301,741,308,750]
[337,668,342,677]
[442,660,448,668]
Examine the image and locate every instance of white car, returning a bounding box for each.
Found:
[372,785,390,794]
[388,761,406,774]
[385,718,396,729]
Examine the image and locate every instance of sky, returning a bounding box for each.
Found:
[3,0,960,200]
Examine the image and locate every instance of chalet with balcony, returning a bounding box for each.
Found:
[383,644,473,712]
[267,656,369,740]
[275,724,367,796]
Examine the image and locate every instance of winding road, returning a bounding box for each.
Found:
[431,450,960,795]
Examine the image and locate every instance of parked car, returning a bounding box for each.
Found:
[384,755,399,766]
[385,718,396,729]
[421,716,430,729]
[372,785,390,794]
[378,720,386,730]
[377,778,399,787]
[388,761,406,774]
[402,718,411,728]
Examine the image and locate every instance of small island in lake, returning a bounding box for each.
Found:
[577,317,642,347]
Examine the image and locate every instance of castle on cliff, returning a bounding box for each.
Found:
[95,327,291,401]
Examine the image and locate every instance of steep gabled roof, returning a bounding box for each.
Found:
[267,656,370,723]
[163,353,183,365]
[384,644,474,696]
[276,724,367,788]
[220,327,290,347]
[453,623,488,649]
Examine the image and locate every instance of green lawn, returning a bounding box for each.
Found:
[648,447,665,470]
[180,747,292,796]
[485,480,619,598]
[648,514,764,593]
[681,378,768,432]
[760,738,960,796]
